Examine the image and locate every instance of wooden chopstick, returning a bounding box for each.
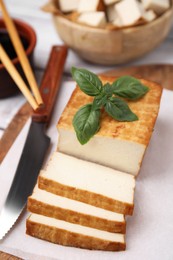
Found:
[0,0,43,106]
[0,45,39,110]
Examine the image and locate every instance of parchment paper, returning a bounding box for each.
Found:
[0,80,173,260]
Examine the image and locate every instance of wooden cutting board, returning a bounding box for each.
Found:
[0,63,173,259]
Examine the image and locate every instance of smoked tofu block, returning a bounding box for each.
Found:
[28,186,125,233]
[57,76,162,176]
[115,0,142,26]
[58,0,80,13]
[78,12,106,27]
[26,214,126,251]
[141,0,170,15]
[38,152,135,215]
[78,0,105,13]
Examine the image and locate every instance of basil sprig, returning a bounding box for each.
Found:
[72,67,149,145]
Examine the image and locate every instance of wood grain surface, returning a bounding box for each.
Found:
[0,251,22,259]
[0,64,173,259]
[103,64,173,90]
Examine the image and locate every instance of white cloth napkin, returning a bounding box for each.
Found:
[0,81,173,260]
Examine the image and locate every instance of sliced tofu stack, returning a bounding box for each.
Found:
[142,0,170,15]
[38,152,135,215]
[58,0,80,13]
[26,214,125,251]
[28,186,126,233]
[78,0,105,13]
[78,12,106,27]
[57,75,162,176]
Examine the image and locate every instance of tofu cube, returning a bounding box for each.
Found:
[115,0,143,26]
[107,4,118,22]
[141,0,170,15]
[78,0,105,13]
[142,9,157,22]
[112,15,123,27]
[138,2,157,22]
[58,0,80,13]
[78,12,106,27]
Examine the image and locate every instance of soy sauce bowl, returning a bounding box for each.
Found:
[0,18,36,98]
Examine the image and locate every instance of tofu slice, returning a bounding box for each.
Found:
[26,214,126,251]
[28,186,125,233]
[58,0,80,13]
[141,0,170,15]
[78,12,107,27]
[57,76,162,176]
[115,0,143,26]
[38,152,135,215]
[78,0,105,13]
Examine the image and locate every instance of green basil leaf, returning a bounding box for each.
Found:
[71,67,103,96]
[104,97,138,121]
[112,76,149,100]
[73,104,101,144]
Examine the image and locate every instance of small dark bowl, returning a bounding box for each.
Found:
[0,19,36,98]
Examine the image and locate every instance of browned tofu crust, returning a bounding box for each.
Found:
[26,217,126,251]
[28,197,126,233]
[38,176,134,215]
[57,76,162,145]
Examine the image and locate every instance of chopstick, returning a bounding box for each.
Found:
[0,0,43,106]
[0,44,39,110]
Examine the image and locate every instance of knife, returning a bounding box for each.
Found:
[0,45,67,239]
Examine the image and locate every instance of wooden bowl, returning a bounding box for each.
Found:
[52,7,173,65]
[0,19,36,98]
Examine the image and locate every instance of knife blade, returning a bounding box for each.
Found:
[0,45,67,239]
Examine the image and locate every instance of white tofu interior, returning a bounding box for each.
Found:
[141,0,170,14]
[78,12,106,27]
[58,129,145,175]
[107,4,119,22]
[58,0,79,12]
[42,152,135,204]
[115,0,142,26]
[29,213,125,243]
[78,0,102,12]
[31,186,124,222]
[142,9,156,21]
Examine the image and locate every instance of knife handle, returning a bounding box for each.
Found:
[32,45,68,123]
